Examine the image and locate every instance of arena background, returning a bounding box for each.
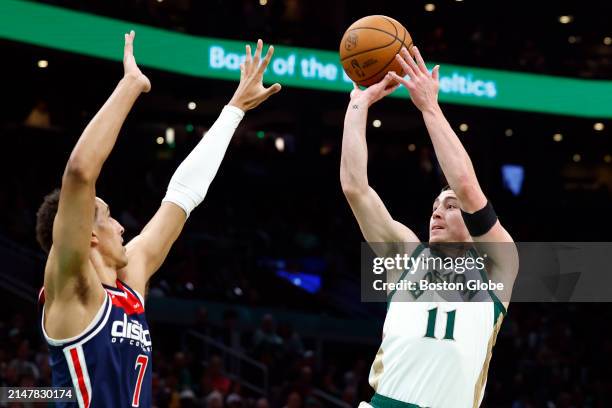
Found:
[1,0,611,407]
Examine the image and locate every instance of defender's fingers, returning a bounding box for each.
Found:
[245,44,252,66]
[264,83,282,97]
[258,45,275,74]
[124,32,134,57]
[253,39,263,65]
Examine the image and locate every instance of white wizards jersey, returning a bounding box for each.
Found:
[367,245,506,408]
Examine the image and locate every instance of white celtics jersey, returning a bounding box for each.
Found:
[367,245,506,408]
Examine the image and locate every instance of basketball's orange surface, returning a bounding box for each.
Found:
[339,15,413,87]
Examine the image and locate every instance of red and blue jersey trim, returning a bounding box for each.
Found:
[103,280,145,316]
[40,280,151,408]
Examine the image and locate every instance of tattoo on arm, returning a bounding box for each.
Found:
[352,104,359,109]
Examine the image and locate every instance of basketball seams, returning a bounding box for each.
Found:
[347,26,403,41]
[340,33,397,62]
[340,27,401,61]
[380,16,398,37]
[358,24,410,85]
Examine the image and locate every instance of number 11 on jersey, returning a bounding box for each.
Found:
[424,307,456,340]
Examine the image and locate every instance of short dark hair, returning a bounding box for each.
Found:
[441,184,452,193]
[35,190,101,254]
[36,189,60,254]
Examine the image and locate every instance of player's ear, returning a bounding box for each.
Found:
[91,231,99,246]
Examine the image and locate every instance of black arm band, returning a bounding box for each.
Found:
[461,200,497,237]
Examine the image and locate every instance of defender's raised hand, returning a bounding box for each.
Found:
[389,46,440,113]
[229,39,282,111]
[123,30,151,93]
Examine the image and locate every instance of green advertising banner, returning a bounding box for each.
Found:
[1,0,611,118]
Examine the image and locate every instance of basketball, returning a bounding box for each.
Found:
[339,15,413,87]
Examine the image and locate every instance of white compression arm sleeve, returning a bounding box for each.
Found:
[162,105,244,217]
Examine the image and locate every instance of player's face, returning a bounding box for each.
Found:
[92,198,128,268]
[429,190,471,243]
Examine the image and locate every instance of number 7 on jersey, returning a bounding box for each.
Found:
[132,355,148,407]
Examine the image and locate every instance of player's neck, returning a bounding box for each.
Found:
[429,242,472,258]
[89,251,119,287]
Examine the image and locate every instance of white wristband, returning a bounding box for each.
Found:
[162,105,245,217]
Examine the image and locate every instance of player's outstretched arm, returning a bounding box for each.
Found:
[46,31,150,300]
[390,48,517,286]
[122,39,282,294]
[390,47,487,212]
[341,75,419,247]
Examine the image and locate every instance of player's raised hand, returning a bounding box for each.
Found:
[349,73,400,107]
[389,46,440,113]
[123,30,151,93]
[228,39,282,111]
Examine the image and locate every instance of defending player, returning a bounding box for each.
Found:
[340,46,518,408]
[35,32,281,407]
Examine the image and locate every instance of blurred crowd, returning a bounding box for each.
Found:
[2,301,612,407]
[1,120,609,312]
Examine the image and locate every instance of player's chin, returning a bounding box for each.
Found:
[117,251,129,269]
[429,230,447,243]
